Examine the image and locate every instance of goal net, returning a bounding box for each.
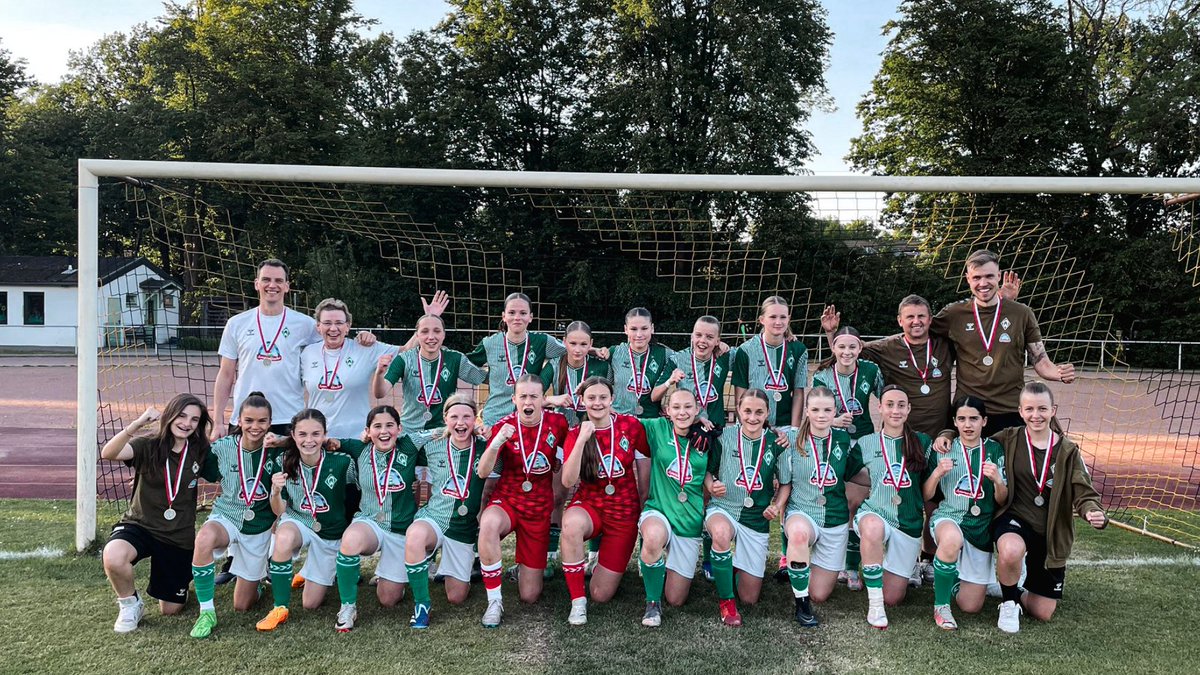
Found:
[76,162,1200,552]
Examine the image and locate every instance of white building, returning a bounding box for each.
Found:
[0,256,182,350]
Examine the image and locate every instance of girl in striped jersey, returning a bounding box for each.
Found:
[606,307,681,419]
[781,386,859,627]
[403,394,489,628]
[559,377,650,625]
[851,385,933,629]
[466,292,568,427]
[809,325,884,589]
[704,389,790,626]
[189,392,277,639]
[256,409,356,632]
[331,405,436,632]
[542,320,612,576]
[672,315,732,426]
[922,396,1007,631]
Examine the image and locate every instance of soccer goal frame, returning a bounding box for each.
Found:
[74,159,1200,551]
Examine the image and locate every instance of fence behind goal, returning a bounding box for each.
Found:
[76,162,1200,551]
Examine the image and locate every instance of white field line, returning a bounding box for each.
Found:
[0,546,66,560]
[1070,555,1199,567]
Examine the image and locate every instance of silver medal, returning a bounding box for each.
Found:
[422,411,433,422]
[677,491,688,503]
[312,521,322,533]
[816,494,826,506]
[522,480,533,492]
[969,505,981,517]
[457,504,469,517]
[243,509,255,521]
[324,393,335,404]
[262,358,273,368]
[635,405,644,415]
[847,424,857,435]
[920,384,931,395]
[1034,494,1045,507]
[604,484,616,496]
[772,391,782,402]
[163,508,177,521]
[982,355,994,366]
[891,494,902,506]
[743,497,754,509]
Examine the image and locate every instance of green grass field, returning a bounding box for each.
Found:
[3,500,1198,674]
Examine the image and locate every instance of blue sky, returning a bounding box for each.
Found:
[0,1,897,173]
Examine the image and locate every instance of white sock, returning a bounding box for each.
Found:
[200,599,215,612]
[867,587,883,603]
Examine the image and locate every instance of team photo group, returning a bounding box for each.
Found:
[99,248,1108,640]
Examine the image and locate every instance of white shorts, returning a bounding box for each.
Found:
[785,510,850,573]
[639,510,702,580]
[704,507,770,577]
[412,517,476,583]
[930,518,996,586]
[354,517,409,584]
[274,517,340,587]
[853,511,921,578]
[208,515,272,582]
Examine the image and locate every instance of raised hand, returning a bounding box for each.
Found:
[820,305,841,334]
[423,290,450,317]
[1000,271,1021,301]
[377,353,394,374]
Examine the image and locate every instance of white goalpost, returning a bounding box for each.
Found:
[74,158,1200,552]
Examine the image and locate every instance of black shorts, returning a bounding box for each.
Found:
[992,515,1065,599]
[982,412,1024,438]
[109,522,194,604]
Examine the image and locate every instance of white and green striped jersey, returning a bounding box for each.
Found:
[781,428,861,528]
[810,359,885,443]
[413,435,488,544]
[540,356,612,427]
[855,431,933,538]
[732,335,808,427]
[609,343,675,418]
[931,438,1006,550]
[340,430,435,534]
[278,451,356,540]
[384,348,486,432]
[200,436,279,535]
[707,425,788,533]
[467,332,566,426]
[671,348,732,424]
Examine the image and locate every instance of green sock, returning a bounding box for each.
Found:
[192,562,216,610]
[788,561,811,598]
[702,530,713,564]
[589,536,602,553]
[548,526,561,558]
[710,548,734,599]
[640,556,667,603]
[933,557,959,606]
[406,555,433,607]
[845,530,862,572]
[269,559,293,608]
[336,553,361,605]
[862,564,884,590]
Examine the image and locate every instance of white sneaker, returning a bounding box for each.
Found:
[997,600,1021,633]
[113,595,144,633]
[908,561,925,588]
[568,597,588,626]
[335,603,357,632]
[934,604,958,630]
[922,560,936,584]
[866,588,888,629]
[482,599,504,628]
[586,551,599,577]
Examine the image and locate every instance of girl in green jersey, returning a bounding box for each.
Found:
[608,307,680,419]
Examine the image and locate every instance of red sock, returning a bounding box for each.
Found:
[481,561,503,592]
[563,560,586,601]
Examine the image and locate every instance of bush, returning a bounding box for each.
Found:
[177,336,220,352]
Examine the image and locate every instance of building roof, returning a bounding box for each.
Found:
[0,256,180,288]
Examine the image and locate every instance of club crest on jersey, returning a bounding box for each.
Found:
[1001,317,1011,330]
[325,473,337,489]
[882,463,912,489]
[192,462,200,473]
[256,346,283,363]
[301,491,331,514]
[809,464,838,488]
[735,468,763,492]
[345,356,355,366]
[598,455,626,480]
[441,367,451,382]
[666,457,694,484]
[239,478,270,502]
[619,436,630,451]
[379,468,405,492]
[282,327,291,339]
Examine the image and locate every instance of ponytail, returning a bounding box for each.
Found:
[816,326,862,372]
[577,376,614,483]
[232,391,272,436]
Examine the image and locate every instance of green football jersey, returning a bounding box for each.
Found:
[707,425,788,533]
[641,417,709,538]
[931,438,1006,550]
[810,359,885,443]
[855,431,934,538]
[781,428,862,528]
[384,348,486,432]
[467,332,565,426]
[672,348,732,424]
[732,335,808,427]
[540,355,612,427]
[277,450,356,540]
[413,435,489,545]
[340,430,434,534]
[201,436,278,535]
[610,343,675,419]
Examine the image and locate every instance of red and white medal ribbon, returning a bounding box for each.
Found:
[691,351,718,404]
[236,436,267,507]
[1025,429,1056,499]
[299,450,326,518]
[417,350,444,406]
[504,337,531,385]
[760,338,787,391]
[809,433,832,490]
[630,348,652,396]
[737,432,766,493]
[971,297,1002,360]
[902,336,931,386]
[370,445,397,506]
[671,429,693,493]
[319,346,343,390]
[564,361,588,411]
[880,433,907,494]
[446,437,476,501]
[256,308,287,361]
[961,441,985,501]
[163,441,188,511]
[598,415,617,490]
[516,417,545,483]
[832,366,860,415]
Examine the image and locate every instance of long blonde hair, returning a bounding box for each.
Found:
[759,295,796,340]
